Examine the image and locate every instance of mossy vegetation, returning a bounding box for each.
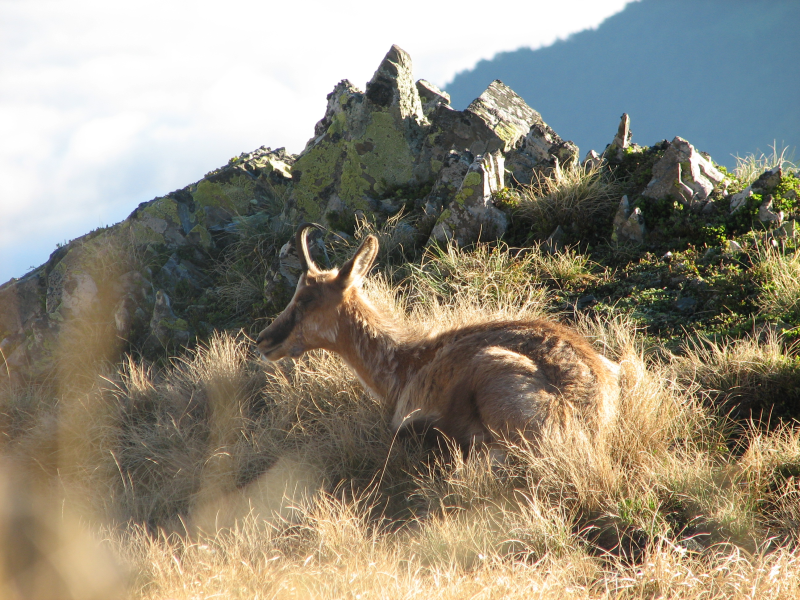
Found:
[495,146,800,355]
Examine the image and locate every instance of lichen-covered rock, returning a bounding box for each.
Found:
[642,136,724,210]
[505,122,579,185]
[420,79,574,191]
[0,139,297,381]
[277,240,303,288]
[455,80,579,186]
[729,186,753,214]
[463,80,542,154]
[276,228,330,288]
[612,195,646,243]
[621,208,646,243]
[113,294,139,337]
[429,152,507,246]
[424,81,524,160]
[236,146,295,183]
[3,316,58,381]
[420,150,473,226]
[289,45,431,226]
[774,220,797,239]
[148,291,190,349]
[0,270,45,341]
[752,166,783,195]
[613,195,631,238]
[729,166,783,214]
[582,149,604,170]
[604,113,632,163]
[157,254,209,293]
[126,194,188,247]
[759,195,783,225]
[416,79,450,118]
[61,272,99,316]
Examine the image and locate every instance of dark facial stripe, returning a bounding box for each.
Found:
[258,310,296,348]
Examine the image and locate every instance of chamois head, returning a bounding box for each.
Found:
[256,223,379,361]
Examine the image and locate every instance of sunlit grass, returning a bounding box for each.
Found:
[511,161,623,239]
[733,142,796,186]
[756,242,800,319]
[1,243,800,599]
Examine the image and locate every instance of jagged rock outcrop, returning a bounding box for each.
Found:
[429,152,507,246]
[730,166,783,214]
[612,195,646,243]
[417,79,572,228]
[604,113,632,163]
[288,45,575,237]
[0,145,295,381]
[416,80,450,118]
[288,45,432,227]
[448,80,579,187]
[642,136,725,211]
[420,150,474,226]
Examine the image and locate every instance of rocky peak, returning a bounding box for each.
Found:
[416,79,450,118]
[465,80,542,153]
[365,45,425,123]
[288,45,434,226]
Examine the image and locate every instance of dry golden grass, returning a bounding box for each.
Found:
[671,330,800,423]
[755,243,800,319]
[1,243,800,599]
[512,161,623,239]
[115,520,800,600]
[733,143,796,187]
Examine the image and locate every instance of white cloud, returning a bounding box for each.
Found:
[0,0,636,283]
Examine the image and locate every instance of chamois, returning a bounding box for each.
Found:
[256,223,620,452]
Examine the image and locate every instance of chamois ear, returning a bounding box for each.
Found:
[336,235,379,288]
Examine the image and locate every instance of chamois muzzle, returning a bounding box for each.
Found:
[255,309,296,360]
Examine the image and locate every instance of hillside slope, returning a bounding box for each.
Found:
[446,0,800,166]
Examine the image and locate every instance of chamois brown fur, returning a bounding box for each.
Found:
[256,224,620,452]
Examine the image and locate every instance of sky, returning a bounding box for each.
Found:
[0,0,637,283]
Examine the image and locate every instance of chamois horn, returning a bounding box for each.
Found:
[295,222,325,272]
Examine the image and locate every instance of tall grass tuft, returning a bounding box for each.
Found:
[756,242,800,319]
[733,142,796,186]
[672,331,800,422]
[512,161,623,239]
[405,241,552,318]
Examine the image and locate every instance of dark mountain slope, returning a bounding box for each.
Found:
[446,0,800,167]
